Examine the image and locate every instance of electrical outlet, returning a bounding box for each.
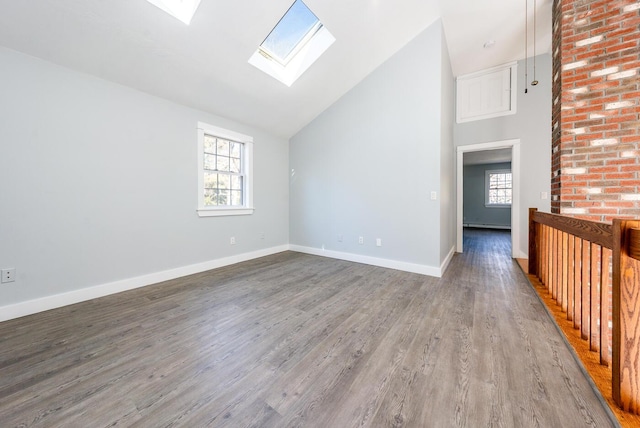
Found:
[1,268,15,283]
[358,236,364,245]
[337,234,343,242]
[376,238,382,247]
[430,191,437,200]
[260,232,265,240]
[230,237,236,245]
[541,191,548,200]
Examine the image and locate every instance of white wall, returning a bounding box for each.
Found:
[454,54,552,257]
[0,47,289,314]
[289,21,454,274]
[440,28,455,266]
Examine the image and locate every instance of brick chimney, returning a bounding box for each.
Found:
[552,0,640,221]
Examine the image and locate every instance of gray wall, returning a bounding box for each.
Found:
[0,47,289,307]
[290,20,454,270]
[454,54,552,257]
[463,162,512,228]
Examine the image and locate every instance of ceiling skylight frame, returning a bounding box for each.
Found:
[248,0,335,87]
[144,0,202,25]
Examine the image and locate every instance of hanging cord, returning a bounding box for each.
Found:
[532,0,539,86]
[525,0,529,93]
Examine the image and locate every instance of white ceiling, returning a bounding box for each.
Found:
[463,148,513,166]
[0,0,552,139]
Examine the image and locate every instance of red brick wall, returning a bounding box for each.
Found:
[552,0,640,222]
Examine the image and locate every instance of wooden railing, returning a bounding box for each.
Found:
[529,208,640,415]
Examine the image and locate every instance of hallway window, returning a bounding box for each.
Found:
[485,170,512,207]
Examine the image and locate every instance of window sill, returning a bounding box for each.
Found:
[197,207,254,217]
[485,204,511,209]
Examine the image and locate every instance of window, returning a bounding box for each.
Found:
[259,0,322,65]
[485,169,512,207]
[197,122,254,217]
[248,0,335,86]
[144,0,202,25]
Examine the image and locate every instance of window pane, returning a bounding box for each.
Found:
[230,142,241,158]
[204,154,216,170]
[218,174,230,190]
[204,135,216,154]
[217,139,230,156]
[204,172,218,189]
[231,190,243,206]
[204,189,216,206]
[231,175,242,190]
[217,156,230,172]
[230,158,241,173]
[217,189,230,205]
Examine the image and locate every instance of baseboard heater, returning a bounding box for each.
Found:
[464,223,511,230]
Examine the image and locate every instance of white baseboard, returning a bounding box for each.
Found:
[289,245,443,278]
[513,249,528,259]
[0,245,289,323]
[463,223,511,230]
[441,246,456,274]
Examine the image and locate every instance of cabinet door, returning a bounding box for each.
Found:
[457,63,516,123]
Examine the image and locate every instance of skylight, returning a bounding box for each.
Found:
[260,0,322,65]
[145,0,202,25]
[249,0,335,87]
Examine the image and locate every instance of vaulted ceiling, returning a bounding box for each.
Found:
[0,0,552,138]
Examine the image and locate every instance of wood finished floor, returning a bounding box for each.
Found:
[0,229,616,427]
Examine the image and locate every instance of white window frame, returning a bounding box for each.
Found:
[197,122,254,217]
[248,0,335,87]
[485,169,512,208]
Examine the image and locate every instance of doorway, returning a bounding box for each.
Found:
[456,139,521,258]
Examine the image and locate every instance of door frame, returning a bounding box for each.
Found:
[456,139,521,257]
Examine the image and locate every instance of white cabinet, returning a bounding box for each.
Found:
[456,62,517,123]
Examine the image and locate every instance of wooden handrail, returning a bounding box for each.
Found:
[629,228,640,261]
[532,210,614,249]
[529,208,640,416]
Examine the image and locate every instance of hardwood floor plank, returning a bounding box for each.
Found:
[0,231,617,427]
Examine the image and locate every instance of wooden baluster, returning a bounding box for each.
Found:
[613,220,640,413]
[568,234,575,321]
[547,227,555,297]
[555,228,561,305]
[539,224,544,283]
[537,223,543,282]
[529,208,538,276]
[590,244,601,353]
[553,228,559,300]
[543,225,548,288]
[542,225,548,286]
[574,238,582,331]
[561,232,569,313]
[601,247,611,367]
[582,241,591,341]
